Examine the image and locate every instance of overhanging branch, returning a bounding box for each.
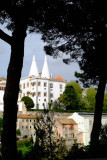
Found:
[0,29,12,45]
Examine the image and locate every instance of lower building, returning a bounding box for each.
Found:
[68,112,107,146]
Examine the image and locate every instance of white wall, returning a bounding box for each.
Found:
[68,112,107,146]
[19,76,66,109]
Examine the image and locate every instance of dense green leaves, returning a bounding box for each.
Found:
[21,96,34,110]
[59,85,78,110]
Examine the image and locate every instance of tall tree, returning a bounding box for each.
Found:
[43,0,107,144]
[59,85,78,110]
[0,1,69,159]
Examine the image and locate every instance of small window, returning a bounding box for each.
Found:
[65,134,67,137]
[44,82,47,87]
[50,83,53,88]
[27,82,29,88]
[44,92,47,97]
[38,82,41,86]
[23,83,25,89]
[60,84,62,89]
[20,84,22,89]
[38,92,41,96]
[65,127,67,131]
[50,93,53,98]
[69,127,71,131]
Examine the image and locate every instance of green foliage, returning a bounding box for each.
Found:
[67,81,82,95]
[33,110,67,160]
[59,85,78,110]
[21,96,34,110]
[16,129,21,136]
[17,138,33,156]
[84,88,97,107]
[104,93,107,108]
[99,124,107,144]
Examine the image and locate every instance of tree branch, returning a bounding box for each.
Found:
[0,29,12,45]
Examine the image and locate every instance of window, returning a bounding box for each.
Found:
[32,92,36,97]
[38,92,41,97]
[30,120,32,122]
[69,127,71,131]
[22,126,24,129]
[27,82,29,88]
[38,82,41,86]
[44,99,46,102]
[26,119,28,122]
[50,93,53,98]
[50,83,53,88]
[20,84,22,89]
[51,100,53,102]
[65,127,67,131]
[23,83,25,89]
[31,82,36,86]
[30,126,32,129]
[60,84,62,89]
[65,134,67,137]
[26,126,28,129]
[44,82,47,87]
[44,92,47,97]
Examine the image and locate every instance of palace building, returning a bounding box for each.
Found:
[18,56,66,109]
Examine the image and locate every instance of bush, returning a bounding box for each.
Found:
[21,96,34,110]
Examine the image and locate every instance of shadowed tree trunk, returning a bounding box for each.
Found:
[1,21,27,160]
[91,75,107,145]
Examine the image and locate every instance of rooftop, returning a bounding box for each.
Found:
[57,118,77,125]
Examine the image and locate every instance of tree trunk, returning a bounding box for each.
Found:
[91,75,107,145]
[1,23,27,160]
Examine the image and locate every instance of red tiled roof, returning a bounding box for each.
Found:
[57,118,77,125]
[0,77,6,81]
[50,75,66,82]
[0,82,6,86]
[18,114,36,119]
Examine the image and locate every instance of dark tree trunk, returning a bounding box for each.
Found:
[1,23,27,160]
[91,75,107,145]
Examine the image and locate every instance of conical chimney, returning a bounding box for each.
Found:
[29,55,39,77]
[41,56,50,79]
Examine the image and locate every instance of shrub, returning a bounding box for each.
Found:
[21,96,34,110]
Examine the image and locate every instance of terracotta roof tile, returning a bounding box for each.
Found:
[57,118,77,125]
[50,75,66,82]
[0,83,6,86]
[18,114,36,119]
[0,77,6,82]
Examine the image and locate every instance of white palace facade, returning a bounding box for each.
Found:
[18,56,66,109]
[0,56,66,111]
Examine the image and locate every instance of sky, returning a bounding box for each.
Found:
[0,24,81,83]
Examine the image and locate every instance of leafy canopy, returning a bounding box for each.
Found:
[21,96,34,110]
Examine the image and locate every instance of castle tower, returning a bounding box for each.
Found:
[29,55,39,77]
[41,56,50,79]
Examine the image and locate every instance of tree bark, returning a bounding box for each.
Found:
[91,75,107,145]
[1,23,27,160]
